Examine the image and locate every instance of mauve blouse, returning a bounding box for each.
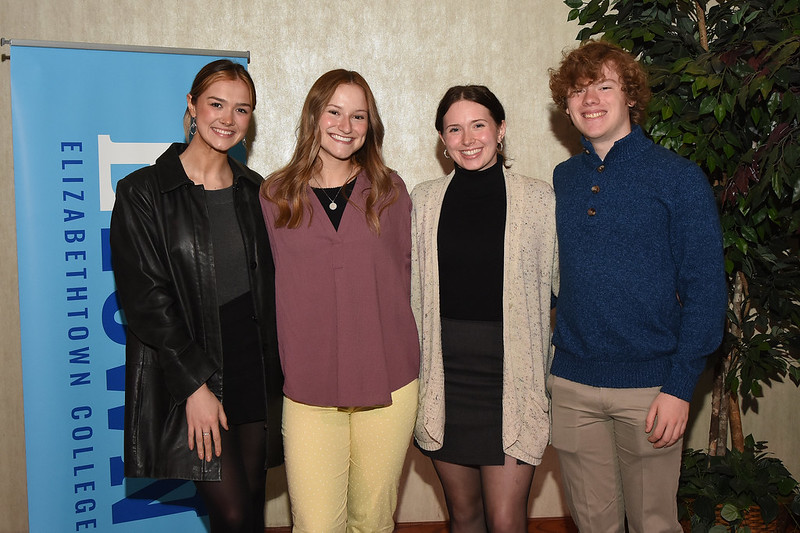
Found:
[260,171,420,407]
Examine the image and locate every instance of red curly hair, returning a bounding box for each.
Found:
[549,40,651,125]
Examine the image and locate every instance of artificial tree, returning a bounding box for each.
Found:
[561,0,800,528]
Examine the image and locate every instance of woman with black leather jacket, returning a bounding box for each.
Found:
[110,60,282,533]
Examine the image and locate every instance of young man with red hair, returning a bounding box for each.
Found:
[547,40,727,533]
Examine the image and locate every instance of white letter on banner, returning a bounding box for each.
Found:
[97,135,170,212]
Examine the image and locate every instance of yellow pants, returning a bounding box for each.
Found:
[282,379,419,533]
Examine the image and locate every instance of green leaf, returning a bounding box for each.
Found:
[564,0,583,7]
[723,143,736,158]
[700,95,717,115]
[750,107,762,126]
[731,6,746,25]
[744,10,761,24]
[671,57,693,73]
[741,225,759,242]
[761,78,775,99]
[735,237,749,255]
[780,89,796,111]
[752,40,769,53]
[778,477,799,496]
[692,79,705,99]
[662,105,673,119]
[568,8,580,21]
[685,62,708,76]
[772,168,782,194]
[767,91,781,115]
[650,120,670,139]
[720,503,741,522]
[715,104,727,123]
[706,74,723,89]
[772,40,800,66]
[721,92,735,112]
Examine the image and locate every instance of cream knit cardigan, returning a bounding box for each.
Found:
[411,169,559,465]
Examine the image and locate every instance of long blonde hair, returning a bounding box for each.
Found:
[261,69,397,234]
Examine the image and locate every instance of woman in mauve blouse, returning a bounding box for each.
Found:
[259,69,419,533]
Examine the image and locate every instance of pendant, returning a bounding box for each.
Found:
[329,202,338,210]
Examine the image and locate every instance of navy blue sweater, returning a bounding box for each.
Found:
[551,126,727,401]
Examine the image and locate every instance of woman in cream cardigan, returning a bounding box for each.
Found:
[411,85,558,533]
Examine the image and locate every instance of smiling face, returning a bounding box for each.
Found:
[316,83,369,167]
[439,99,506,172]
[566,62,633,158]
[187,77,253,154]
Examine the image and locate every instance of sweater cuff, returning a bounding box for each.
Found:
[660,367,702,402]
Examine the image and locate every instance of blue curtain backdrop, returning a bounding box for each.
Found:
[10,42,247,533]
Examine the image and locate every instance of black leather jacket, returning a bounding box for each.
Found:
[110,144,282,480]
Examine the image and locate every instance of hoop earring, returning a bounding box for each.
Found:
[497,140,504,152]
[189,117,197,136]
[443,148,450,159]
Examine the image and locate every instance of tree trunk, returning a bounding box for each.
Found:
[710,271,747,455]
[729,392,745,452]
[728,272,748,451]
[695,1,709,51]
[708,363,721,453]
[710,351,731,455]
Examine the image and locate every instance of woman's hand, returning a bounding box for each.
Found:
[185,383,228,461]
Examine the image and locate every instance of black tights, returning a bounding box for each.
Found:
[433,456,535,533]
[194,421,267,533]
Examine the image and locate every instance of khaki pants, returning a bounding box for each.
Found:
[282,379,418,533]
[549,375,683,533]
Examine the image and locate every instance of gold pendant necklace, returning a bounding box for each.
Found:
[311,173,355,210]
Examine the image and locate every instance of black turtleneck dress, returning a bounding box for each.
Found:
[421,158,507,466]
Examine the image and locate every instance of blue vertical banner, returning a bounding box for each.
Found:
[10,42,248,533]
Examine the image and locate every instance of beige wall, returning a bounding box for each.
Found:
[1,1,796,531]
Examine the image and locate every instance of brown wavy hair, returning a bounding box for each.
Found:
[549,40,651,125]
[261,69,397,234]
[183,59,256,141]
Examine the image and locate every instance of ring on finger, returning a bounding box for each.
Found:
[202,432,210,436]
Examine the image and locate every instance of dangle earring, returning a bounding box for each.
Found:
[242,137,247,148]
[189,116,197,136]
[443,148,450,159]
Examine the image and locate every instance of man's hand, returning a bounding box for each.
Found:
[645,392,689,449]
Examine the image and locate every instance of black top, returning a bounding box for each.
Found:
[437,158,506,321]
[312,179,358,230]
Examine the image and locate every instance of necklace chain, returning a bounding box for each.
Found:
[311,172,355,211]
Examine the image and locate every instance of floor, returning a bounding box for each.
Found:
[267,517,578,532]
[394,518,578,532]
